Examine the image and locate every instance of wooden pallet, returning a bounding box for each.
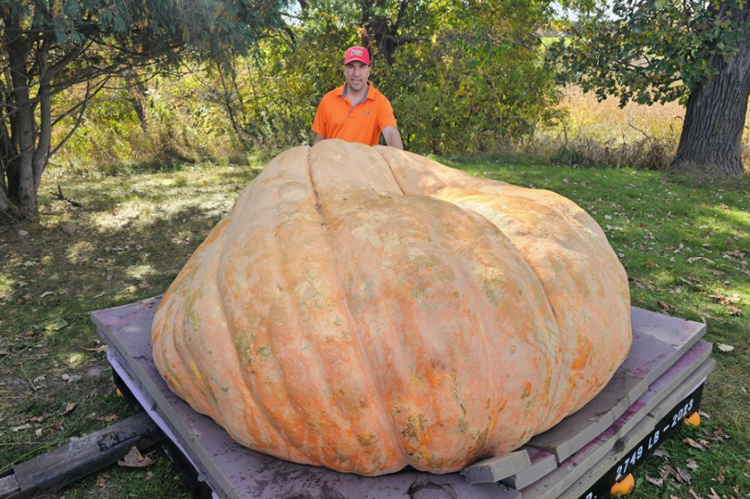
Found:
[91,297,714,499]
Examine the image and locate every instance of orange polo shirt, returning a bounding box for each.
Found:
[312,83,397,146]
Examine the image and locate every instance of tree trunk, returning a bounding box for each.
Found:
[359,0,410,65]
[34,51,52,196]
[125,72,150,133]
[0,186,24,223]
[4,18,39,219]
[670,7,750,177]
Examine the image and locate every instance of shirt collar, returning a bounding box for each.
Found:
[341,82,372,101]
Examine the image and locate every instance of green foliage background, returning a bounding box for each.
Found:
[549,0,750,106]
[52,0,562,165]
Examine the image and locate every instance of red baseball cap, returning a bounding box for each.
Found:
[344,46,370,65]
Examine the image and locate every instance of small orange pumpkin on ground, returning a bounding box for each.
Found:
[684,412,701,427]
[151,140,631,476]
[611,473,635,496]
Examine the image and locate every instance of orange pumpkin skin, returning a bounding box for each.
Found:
[151,140,631,476]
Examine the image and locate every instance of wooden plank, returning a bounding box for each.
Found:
[93,299,521,499]
[527,309,705,463]
[107,352,523,499]
[626,308,707,386]
[460,450,531,484]
[2,412,164,499]
[505,340,712,490]
[501,447,557,490]
[520,358,715,499]
[0,475,19,498]
[558,359,714,499]
[627,341,712,419]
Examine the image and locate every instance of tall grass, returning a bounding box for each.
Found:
[533,86,750,172]
[556,86,685,142]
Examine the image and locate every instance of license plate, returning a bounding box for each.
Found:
[578,382,705,499]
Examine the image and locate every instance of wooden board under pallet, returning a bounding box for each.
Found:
[91,297,714,499]
[0,412,164,499]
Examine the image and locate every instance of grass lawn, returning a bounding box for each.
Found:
[1,152,749,498]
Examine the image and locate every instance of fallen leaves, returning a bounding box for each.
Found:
[699,313,729,324]
[645,475,664,486]
[662,463,691,483]
[726,305,742,316]
[722,248,747,262]
[96,472,110,488]
[710,427,729,442]
[641,412,745,497]
[83,344,108,353]
[683,437,706,450]
[704,292,745,317]
[9,414,66,437]
[61,373,82,383]
[679,276,702,286]
[629,277,659,292]
[716,466,725,484]
[62,402,77,415]
[678,467,693,484]
[117,446,155,468]
[44,318,69,331]
[687,488,725,499]
[88,412,119,422]
[708,293,741,305]
[657,300,677,313]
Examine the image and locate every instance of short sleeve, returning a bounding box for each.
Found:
[377,97,397,131]
[312,100,327,136]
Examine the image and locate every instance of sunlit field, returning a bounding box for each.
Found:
[538,87,750,172]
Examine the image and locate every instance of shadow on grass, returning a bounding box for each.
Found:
[0,163,263,480]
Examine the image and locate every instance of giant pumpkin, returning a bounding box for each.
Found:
[151,140,631,476]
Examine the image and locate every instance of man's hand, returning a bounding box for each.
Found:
[312,133,326,146]
[382,126,403,150]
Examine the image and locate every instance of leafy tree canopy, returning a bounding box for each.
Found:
[214,0,561,155]
[0,0,288,220]
[549,0,750,177]
[549,0,750,107]
[1,0,285,56]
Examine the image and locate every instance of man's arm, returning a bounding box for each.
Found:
[312,133,326,146]
[382,126,403,150]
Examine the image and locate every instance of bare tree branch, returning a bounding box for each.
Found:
[49,76,110,157]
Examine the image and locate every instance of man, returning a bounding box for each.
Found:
[312,46,403,149]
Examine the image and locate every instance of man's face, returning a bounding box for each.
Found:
[343,61,371,93]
